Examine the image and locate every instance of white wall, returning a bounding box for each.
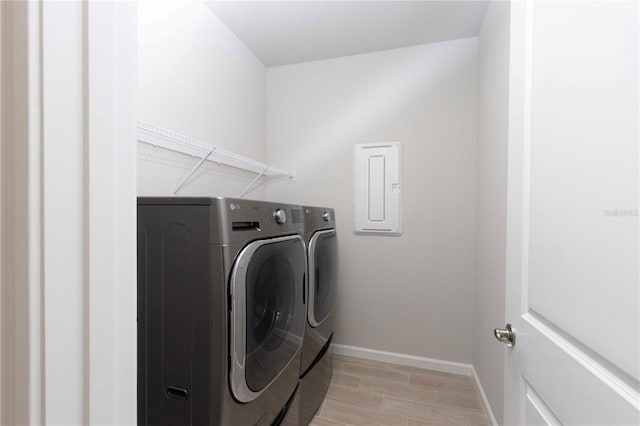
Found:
[137,0,267,199]
[474,2,510,424]
[266,38,478,364]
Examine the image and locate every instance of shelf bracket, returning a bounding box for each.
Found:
[238,166,269,199]
[173,150,214,195]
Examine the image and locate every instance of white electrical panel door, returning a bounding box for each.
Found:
[353,142,402,235]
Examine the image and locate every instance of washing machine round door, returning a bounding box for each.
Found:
[308,229,337,327]
[229,234,306,403]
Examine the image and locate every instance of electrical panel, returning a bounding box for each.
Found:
[353,142,402,235]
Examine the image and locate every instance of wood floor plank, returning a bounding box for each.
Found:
[333,355,389,368]
[340,362,410,384]
[409,372,478,396]
[407,419,450,426]
[359,377,438,405]
[325,383,384,410]
[319,399,408,425]
[436,392,484,412]
[454,375,479,393]
[388,363,460,380]
[309,355,490,426]
[445,408,490,426]
[380,397,453,425]
[309,416,349,426]
[330,371,362,388]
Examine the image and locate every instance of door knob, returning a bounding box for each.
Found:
[494,324,516,347]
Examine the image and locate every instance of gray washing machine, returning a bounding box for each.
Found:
[137,197,306,425]
[299,206,338,425]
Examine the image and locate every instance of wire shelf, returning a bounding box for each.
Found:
[136,121,293,178]
[136,121,293,196]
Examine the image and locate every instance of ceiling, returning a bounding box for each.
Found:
[205,1,490,67]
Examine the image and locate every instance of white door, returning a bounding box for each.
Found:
[502,1,640,425]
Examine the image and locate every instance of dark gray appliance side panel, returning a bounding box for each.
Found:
[300,343,333,426]
[209,244,228,425]
[137,224,148,425]
[137,204,212,426]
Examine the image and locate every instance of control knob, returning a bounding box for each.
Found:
[274,209,287,224]
[322,211,330,222]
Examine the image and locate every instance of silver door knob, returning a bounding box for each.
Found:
[494,324,516,347]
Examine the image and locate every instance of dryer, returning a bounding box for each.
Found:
[299,206,338,425]
[137,197,306,425]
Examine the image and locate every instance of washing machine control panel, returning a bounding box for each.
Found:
[274,209,287,224]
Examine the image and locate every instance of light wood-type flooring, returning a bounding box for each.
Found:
[309,355,490,426]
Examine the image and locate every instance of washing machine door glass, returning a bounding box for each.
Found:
[229,235,306,402]
[308,229,337,327]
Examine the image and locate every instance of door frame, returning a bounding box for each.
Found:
[503,0,529,423]
[0,2,137,424]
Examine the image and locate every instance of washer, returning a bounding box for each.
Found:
[137,197,306,425]
[299,206,338,425]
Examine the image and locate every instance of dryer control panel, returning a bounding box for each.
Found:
[274,209,287,224]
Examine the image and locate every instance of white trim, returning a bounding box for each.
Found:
[472,366,499,426]
[330,344,472,376]
[111,2,137,423]
[1,2,136,424]
[1,2,44,424]
[0,3,3,421]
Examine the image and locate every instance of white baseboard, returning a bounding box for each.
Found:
[471,366,499,426]
[329,343,473,376]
